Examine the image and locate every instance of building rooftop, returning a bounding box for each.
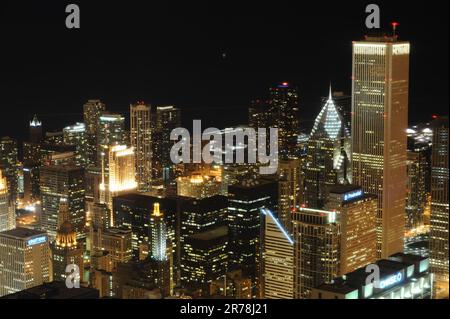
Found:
[0,281,99,299]
[0,227,46,240]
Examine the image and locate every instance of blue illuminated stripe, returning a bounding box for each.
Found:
[261,208,294,245]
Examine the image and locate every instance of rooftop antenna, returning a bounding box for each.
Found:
[328,83,333,101]
[392,22,399,38]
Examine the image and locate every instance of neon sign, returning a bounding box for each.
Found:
[27,236,47,246]
[379,272,403,289]
[343,189,363,202]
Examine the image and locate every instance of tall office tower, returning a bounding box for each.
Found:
[149,203,167,261]
[130,103,152,192]
[278,158,301,233]
[293,207,340,299]
[0,137,19,204]
[96,113,126,167]
[182,225,229,293]
[406,151,428,231]
[0,169,15,232]
[351,36,410,258]
[304,88,351,209]
[322,92,352,131]
[0,228,51,297]
[261,209,294,299]
[268,83,300,159]
[40,165,85,239]
[29,115,43,144]
[52,199,84,282]
[325,185,378,275]
[429,117,449,285]
[83,100,106,166]
[154,106,181,184]
[227,179,278,296]
[63,123,89,167]
[100,145,137,216]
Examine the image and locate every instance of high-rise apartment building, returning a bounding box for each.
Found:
[130,103,152,192]
[63,123,89,167]
[0,169,14,232]
[351,36,410,258]
[97,113,126,167]
[278,158,301,233]
[83,99,106,166]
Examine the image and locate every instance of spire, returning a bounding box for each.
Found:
[30,114,42,127]
[153,202,162,217]
[328,83,333,101]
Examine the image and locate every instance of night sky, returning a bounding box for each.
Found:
[0,0,448,141]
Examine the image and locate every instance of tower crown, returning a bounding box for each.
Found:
[30,114,42,127]
[153,202,162,217]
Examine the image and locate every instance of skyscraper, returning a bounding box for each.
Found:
[351,36,410,258]
[304,88,351,209]
[130,103,152,192]
[293,207,340,299]
[29,115,43,144]
[262,208,294,299]
[325,185,378,275]
[154,106,181,184]
[63,123,89,167]
[278,158,302,233]
[0,169,14,232]
[0,137,19,205]
[40,165,85,239]
[268,83,300,159]
[429,117,449,284]
[96,113,126,167]
[83,100,106,166]
[0,228,51,297]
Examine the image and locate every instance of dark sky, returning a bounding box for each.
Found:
[0,0,448,141]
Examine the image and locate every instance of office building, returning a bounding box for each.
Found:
[351,36,410,258]
[278,158,301,233]
[262,208,294,299]
[40,165,85,239]
[292,207,340,299]
[312,253,432,299]
[0,228,51,297]
[429,117,449,284]
[325,185,378,275]
[96,113,126,167]
[0,137,19,204]
[304,88,351,209]
[63,122,89,167]
[0,169,14,232]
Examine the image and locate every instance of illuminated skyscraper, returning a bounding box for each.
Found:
[262,208,294,299]
[406,151,428,231]
[63,123,89,167]
[351,36,410,258]
[149,203,166,262]
[0,169,15,232]
[0,228,51,297]
[278,158,301,233]
[83,100,106,166]
[293,207,340,299]
[325,185,378,275]
[268,83,300,159]
[40,165,85,239]
[0,137,19,205]
[304,88,351,209]
[429,117,449,284]
[29,115,43,144]
[154,106,181,184]
[177,173,223,199]
[130,103,152,192]
[96,113,126,167]
[100,145,137,218]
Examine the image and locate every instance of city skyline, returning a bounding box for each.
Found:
[0,0,448,303]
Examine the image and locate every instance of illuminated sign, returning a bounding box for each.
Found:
[27,236,47,246]
[379,272,403,289]
[343,189,363,202]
